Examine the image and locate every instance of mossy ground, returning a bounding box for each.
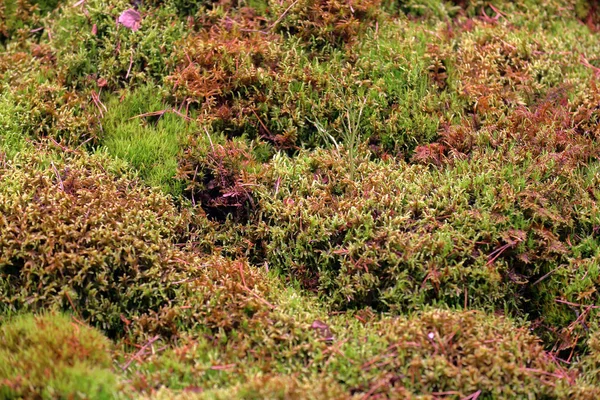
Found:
[2,0,600,398]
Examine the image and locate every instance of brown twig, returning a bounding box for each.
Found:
[64,291,82,320]
[487,242,514,265]
[251,108,273,138]
[532,264,566,286]
[49,137,78,154]
[121,335,161,371]
[555,299,600,309]
[580,54,600,77]
[236,280,276,310]
[90,90,107,118]
[129,109,169,119]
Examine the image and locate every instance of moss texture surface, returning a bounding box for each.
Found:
[2,0,600,398]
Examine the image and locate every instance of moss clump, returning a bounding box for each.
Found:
[555,328,600,399]
[168,17,453,156]
[150,375,349,399]
[0,0,59,43]
[328,309,566,398]
[3,0,600,397]
[47,0,188,90]
[577,330,600,386]
[101,85,194,197]
[271,0,382,49]
[0,150,203,337]
[121,264,329,394]
[178,135,259,221]
[0,312,117,399]
[16,81,98,145]
[251,148,599,327]
[127,307,571,398]
[0,49,99,146]
[0,91,28,158]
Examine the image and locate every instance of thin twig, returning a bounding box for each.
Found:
[129,109,169,120]
[125,52,134,79]
[461,390,482,400]
[269,0,298,30]
[251,109,273,137]
[49,137,78,154]
[532,264,565,286]
[90,90,107,118]
[203,126,215,152]
[51,161,65,191]
[121,335,161,371]
[486,243,510,265]
[210,363,236,370]
[64,291,81,319]
[240,0,299,34]
[556,299,600,309]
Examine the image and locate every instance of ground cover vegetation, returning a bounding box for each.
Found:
[2,0,600,398]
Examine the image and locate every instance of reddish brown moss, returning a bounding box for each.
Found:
[0,151,196,337]
[272,0,382,49]
[178,137,258,221]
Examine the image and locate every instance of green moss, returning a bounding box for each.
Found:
[0,90,28,158]
[178,133,260,221]
[101,85,195,197]
[167,18,451,157]
[127,305,570,398]
[0,313,118,399]
[270,0,382,50]
[579,330,600,385]
[1,0,40,43]
[48,0,189,90]
[250,148,599,326]
[325,309,564,398]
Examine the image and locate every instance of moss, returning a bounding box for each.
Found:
[3,0,600,397]
[582,333,600,381]
[0,312,118,399]
[101,85,194,197]
[327,309,565,398]
[0,0,45,43]
[0,150,205,338]
[270,0,382,50]
[167,16,451,157]
[249,148,599,340]
[178,134,260,221]
[0,90,28,158]
[165,375,349,399]
[127,306,570,398]
[47,0,189,90]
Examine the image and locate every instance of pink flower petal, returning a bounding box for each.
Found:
[117,9,142,31]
